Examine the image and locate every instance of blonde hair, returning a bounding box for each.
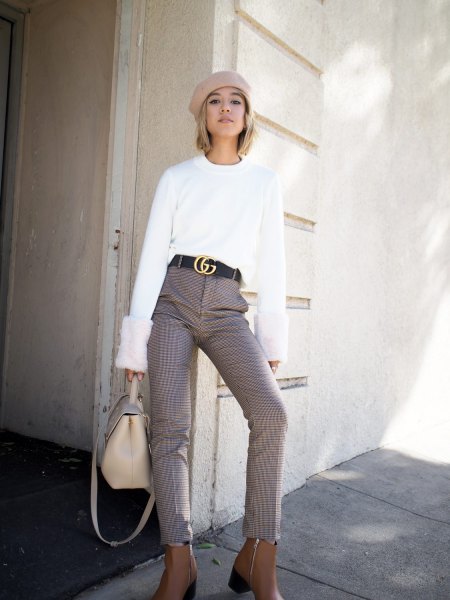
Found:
[195,89,257,156]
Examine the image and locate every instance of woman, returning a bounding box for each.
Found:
[116,71,288,600]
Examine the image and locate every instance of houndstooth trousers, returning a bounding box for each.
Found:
[147,264,288,545]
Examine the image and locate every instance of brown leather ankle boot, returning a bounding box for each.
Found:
[228,538,283,600]
[150,543,197,600]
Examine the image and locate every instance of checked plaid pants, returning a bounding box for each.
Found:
[147,264,288,545]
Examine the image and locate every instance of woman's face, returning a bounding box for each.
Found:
[205,86,246,141]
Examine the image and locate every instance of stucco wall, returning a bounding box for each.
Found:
[1,0,116,449]
[149,0,449,534]
[307,0,450,475]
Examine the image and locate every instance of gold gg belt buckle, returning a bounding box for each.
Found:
[194,255,217,275]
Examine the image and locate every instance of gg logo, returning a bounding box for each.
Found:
[194,255,217,275]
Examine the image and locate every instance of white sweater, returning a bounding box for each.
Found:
[115,153,288,372]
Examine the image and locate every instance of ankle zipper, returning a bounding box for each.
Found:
[249,538,260,588]
[188,544,192,587]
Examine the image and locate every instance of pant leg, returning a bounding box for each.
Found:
[147,311,195,545]
[199,310,288,541]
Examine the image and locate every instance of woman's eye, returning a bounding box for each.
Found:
[231,100,242,104]
[208,99,219,104]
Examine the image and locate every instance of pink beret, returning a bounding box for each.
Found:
[188,70,252,121]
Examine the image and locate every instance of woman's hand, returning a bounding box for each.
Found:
[269,360,280,375]
[125,369,145,382]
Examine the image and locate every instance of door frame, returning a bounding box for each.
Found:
[0,1,24,424]
[93,0,146,456]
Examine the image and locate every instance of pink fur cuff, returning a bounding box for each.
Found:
[115,316,153,372]
[254,313,289,363]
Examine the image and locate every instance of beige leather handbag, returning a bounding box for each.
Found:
[90,375,155,546]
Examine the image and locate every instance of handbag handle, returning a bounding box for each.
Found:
[129,373,139,405]
[90,375,155,547]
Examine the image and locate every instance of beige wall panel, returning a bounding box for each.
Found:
[217,306,310,385]
[236,21,322,144]
[189,347,218,534]
[282,385,309,494]
[3,0,116,448]
[283,307,310,378]
[250,126,319,222]
[285,226,313,299]
[249,306,310,379]
[212,398,248,528]
[211,0,236,70]
[241,226,313,299]
[237,0,323,70]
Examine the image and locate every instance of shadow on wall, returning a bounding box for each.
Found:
[269,0,450,474]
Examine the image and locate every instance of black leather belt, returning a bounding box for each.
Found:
[169,254,241,282]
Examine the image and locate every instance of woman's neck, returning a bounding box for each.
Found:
[205,139,240,165]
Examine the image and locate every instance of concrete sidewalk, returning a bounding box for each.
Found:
[75,421,450,600]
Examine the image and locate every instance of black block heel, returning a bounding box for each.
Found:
[228,566,251,593]
[184,577,197,600]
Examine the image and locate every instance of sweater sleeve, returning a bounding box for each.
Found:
[254,173,289,363]
[115,168,176,372]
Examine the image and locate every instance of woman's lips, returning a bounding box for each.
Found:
[219,118,233,123]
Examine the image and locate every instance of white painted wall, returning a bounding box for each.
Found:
[307,0,450,475]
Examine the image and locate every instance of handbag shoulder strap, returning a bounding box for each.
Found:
[90,377,155,547]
